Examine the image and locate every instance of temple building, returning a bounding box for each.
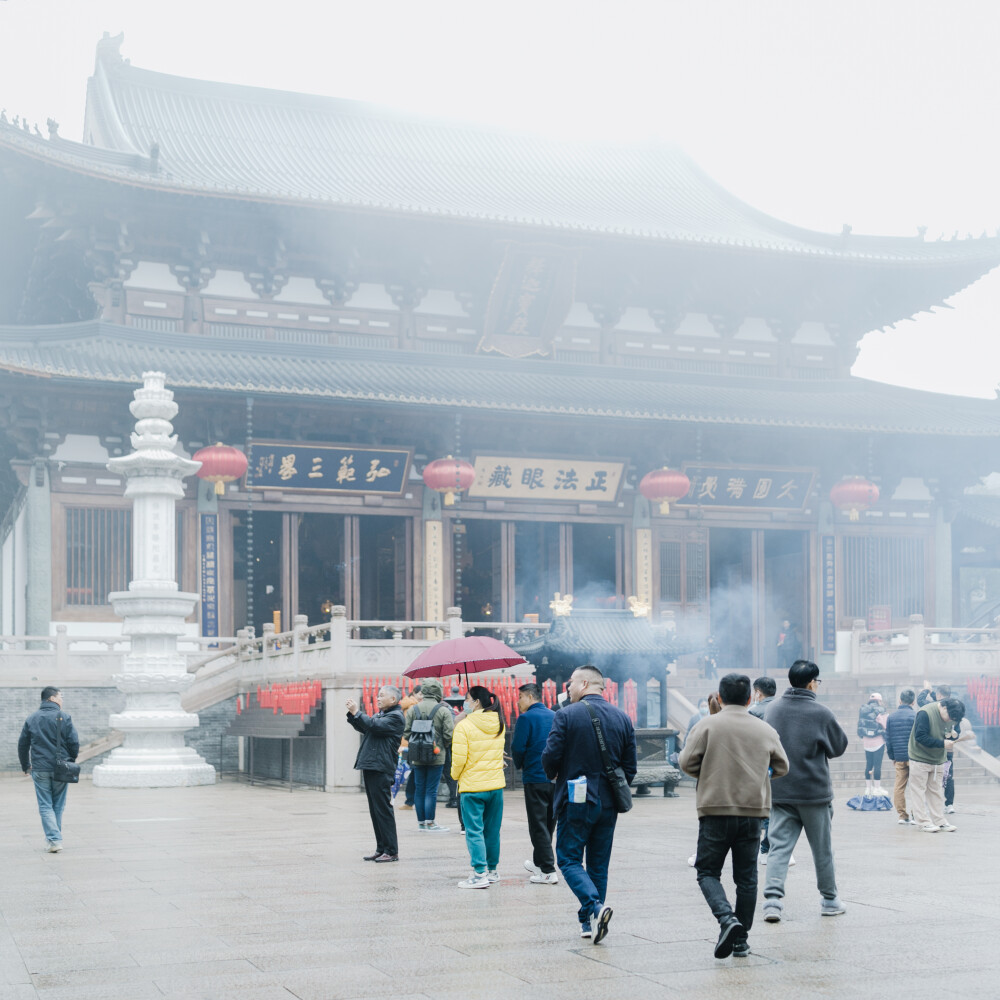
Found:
[2,32,1000,674]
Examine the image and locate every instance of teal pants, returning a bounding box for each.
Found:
[461,789,503,873]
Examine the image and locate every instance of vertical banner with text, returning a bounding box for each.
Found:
[201,513,219,641]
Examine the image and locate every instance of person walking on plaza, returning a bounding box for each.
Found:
[884,688,917,824]
[542,665,637,944]
[748,676,781,863]
[451,685,507,888]
[761,660,848,923]
[907,696,965,833]
[18,686,80,853]
[346,685,405,862]
[512,682,558,885]
[679,673,788,959]
[935,685,959,814]
[857,693,888,796]
[402,678,454,832]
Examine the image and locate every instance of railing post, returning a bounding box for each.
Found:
[55,624,69,673]
[850,619,865,675]
[262,622,275,676]
[292,614,308,678]
[447,606,463,639]
[330,605,348,672]
[908,614,925,679]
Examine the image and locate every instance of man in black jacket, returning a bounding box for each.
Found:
[18,686,79,853]
[884,688,916,824]
[542,665,637,945]
[346,685,405,862]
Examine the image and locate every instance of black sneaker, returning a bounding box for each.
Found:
[591,904,613,945]
[732,939,750,958]
[714,918,743,959]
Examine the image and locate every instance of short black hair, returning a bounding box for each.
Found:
[753,677,777,698]
[574,664,605,686]
[519,683,542,700]
[940,698,965,725]
[898,688,915,705]
[788,659,819,689]
[41,686,60,702]
[719,673,752,706]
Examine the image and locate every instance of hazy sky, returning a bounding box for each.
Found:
[2,0,999,397]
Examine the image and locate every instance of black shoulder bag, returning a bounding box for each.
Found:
[583,703,632,813]
[54,715,80,784]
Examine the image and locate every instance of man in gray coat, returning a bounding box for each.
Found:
[762,660,848,922]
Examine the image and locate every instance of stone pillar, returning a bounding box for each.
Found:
[908,613,926,680]
[93,372,215,787]
[25,458,52,639]
[934,508,953,627]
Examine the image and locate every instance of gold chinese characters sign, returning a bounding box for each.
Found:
[249,442,412,495]
[468,457,624,502]
[676,465,816,512]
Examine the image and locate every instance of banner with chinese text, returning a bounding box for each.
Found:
[200,513,219,640]
[249,442,411,495]
[676,465,815,511]
[468,456,624,502]
[822,534,836,653]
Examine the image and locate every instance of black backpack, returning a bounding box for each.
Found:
[857,704,884,739]
[407,702,448,765]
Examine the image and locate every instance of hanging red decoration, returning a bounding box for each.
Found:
[422,455,475,506]
[193,442,249,495]
[639,467,691,514]
[829,475,879,521]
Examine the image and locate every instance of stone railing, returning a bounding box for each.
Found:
[851,615,1000,677]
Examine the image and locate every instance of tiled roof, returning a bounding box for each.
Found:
[1,320,998,436]
[1,36,998,267]
[512,612,674,658]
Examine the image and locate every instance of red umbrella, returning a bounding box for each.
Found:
[403,635,526,685]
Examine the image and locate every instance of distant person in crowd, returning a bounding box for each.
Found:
[935,685,958,814]
[402,678,454,832]
[761,660,849,923]
[776,619,801,671]
[857,693,888,796]
[679,673,788,959]
[907,696,965,833]
[686,699,710,742]
[749,676,778,860]
[346,685,404,863]
[687,692,724,866]
[18,686,79,853]
[443,685,463,809]
[511,683,558,885]
[451,685,507,888]
[916,685,937,709]
[885,688,917,824]
[397,685,422,809]
[542,664,637,944]
[698,636,719,679]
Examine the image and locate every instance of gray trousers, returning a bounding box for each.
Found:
[763,802,838,902]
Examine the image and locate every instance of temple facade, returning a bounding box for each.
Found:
[2,33,1000,674]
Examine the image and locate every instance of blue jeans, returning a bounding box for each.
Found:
[461,789,503,873]
[695,815,761,931]
[31,771,68,844]
[556,800,618,925]
[412,764,444,823]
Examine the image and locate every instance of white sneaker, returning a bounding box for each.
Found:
[457,872,490,889]
[486,869,500,882]
[945,805,955,815]
[920,823,939,833]
[938,822,957,833]
[46,841,62,853]
[524,859,542,875]
[424,823,450,832]
[687,854,696,867]
[529,871,558,884]
[759,853,768,865]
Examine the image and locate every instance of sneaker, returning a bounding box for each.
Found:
[945,805,956,814]
[446,801,459,808]
[363,852,381,861]
[714,918,744,959]
[759,853,767,865]
[457,872,490,889]
[732,940,751,958]
[399,803,414,810]
[591,903,613,945]
[424,823,450,832]
[897,817,911,825]
[687,854,696,867]
[938,822,957,832]
[529,871,559,884]
[580,923,592,939]
[821,897,846,916]
[373,853,399,863]
[46,841,62,854]
[762,899,783,923]
[920,823,940,833]
[524,859,542,876]
[486,870,500,883]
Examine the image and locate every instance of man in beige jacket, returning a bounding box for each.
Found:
[679,672,788,960]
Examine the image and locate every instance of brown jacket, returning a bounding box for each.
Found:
[678,704,789,818]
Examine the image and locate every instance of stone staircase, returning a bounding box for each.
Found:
[667,667,1000,790]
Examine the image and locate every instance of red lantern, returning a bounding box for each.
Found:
[422,455,475,506]
[193,442,248,495]
[830,475,879,521]
[639,467,691,514]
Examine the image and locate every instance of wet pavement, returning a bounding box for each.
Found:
[1,774,997,999]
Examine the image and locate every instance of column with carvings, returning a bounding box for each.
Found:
[93,372,215,787]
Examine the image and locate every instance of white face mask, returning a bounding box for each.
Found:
[464,700,475,714]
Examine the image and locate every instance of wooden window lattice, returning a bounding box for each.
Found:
[65,507,131,606]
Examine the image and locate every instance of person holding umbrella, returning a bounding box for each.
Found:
[451,685,507,888]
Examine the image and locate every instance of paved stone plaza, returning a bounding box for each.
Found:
[1,776,997,1000]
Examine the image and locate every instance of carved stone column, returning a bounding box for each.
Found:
[92,372,215,787]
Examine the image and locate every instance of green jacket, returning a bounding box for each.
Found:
[908,702,948,765]
[403,678,455,764]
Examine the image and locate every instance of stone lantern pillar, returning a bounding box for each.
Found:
[92,372,215,787]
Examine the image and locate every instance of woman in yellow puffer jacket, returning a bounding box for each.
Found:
[451,685,506,889]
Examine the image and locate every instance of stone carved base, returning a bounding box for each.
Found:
[93,747,216,787]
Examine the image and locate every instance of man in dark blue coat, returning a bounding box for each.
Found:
[542,665,637,944]
[884,688,917,824]
[512,682,557,884]
[18,686,79,853]
[347,685,405,862]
